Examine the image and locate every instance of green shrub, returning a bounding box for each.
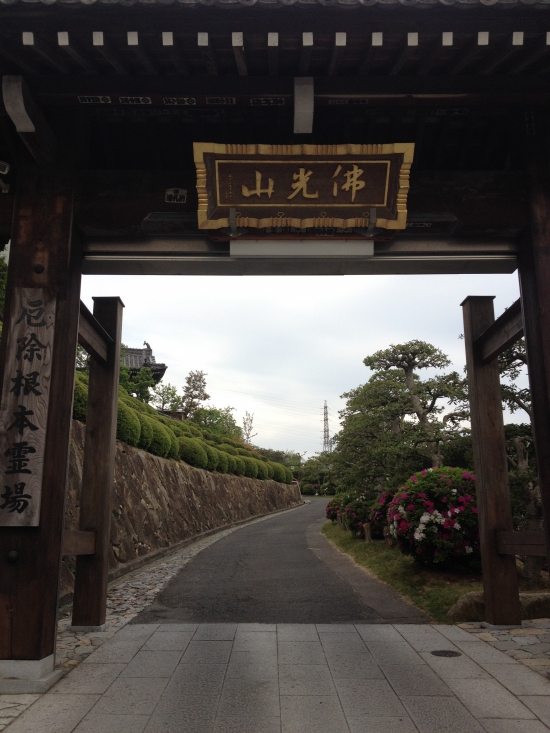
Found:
[167,429,180,460]
[188,425,202,437]
[269,462,286,483]
[225,453,237,473]
[265,462,274,479]
[117,402,141,446]
[124,397,158,416]
[73,374,88,422]
[136,412,154,450]
[149,420,172,458]
[233,456,245,476]
[178,436,208,469]
[201,443,219,471]
[215,450,229,473]
[284,467,293,484]
[242,457,259,478]
[255,460,268,480]
[219,443,238,456]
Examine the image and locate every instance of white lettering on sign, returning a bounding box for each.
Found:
[206,97,236,106]
[119,97,152,105]
[163,97,196,106]
[250,98,285,107]
[0,288,55,527]
[78,96,111,104]
[328,99,369,106]
[165,188,187,204]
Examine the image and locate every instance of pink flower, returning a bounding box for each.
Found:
[378,497,386,505]
[440,474,446,479]
[447,479,452,485]
[462,472,471,479]
[411,476,418,484]
[418,492,427,499]
[401,492,408,499]
[421,470,427,477]
[407,504,415,511]
[399,520,409,531]
[441,497,447,503]
[471,475,476,481]
[472,508,478,514]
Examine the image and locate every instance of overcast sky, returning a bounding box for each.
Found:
[81,271,523,457]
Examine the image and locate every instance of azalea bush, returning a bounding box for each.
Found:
[367,490,395,539]
[326,497,342,522]
[387,467,480,571]
[342,497,372,539]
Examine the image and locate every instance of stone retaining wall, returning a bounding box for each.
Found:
[61,421,302,596]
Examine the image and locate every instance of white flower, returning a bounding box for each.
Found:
[451,489,457,495]
[465,546,473,554]
[414,528,425,541]
[420,512,431,524]
[398,506,406,515]
[454,522,461,531]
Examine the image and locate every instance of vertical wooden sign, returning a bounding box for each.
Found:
[0,287,55,527]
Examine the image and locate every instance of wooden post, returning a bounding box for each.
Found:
[461,296,521,626]
[519,113,550,568]
[0,164,81,667]
[71,297,123,629]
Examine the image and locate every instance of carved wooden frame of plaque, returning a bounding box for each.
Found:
[194,143,414,231]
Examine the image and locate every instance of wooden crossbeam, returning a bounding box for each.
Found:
[162,32,189,76]
[474,298,523,364]
[449,32,489,75]
[389,33,418,76]
[299,32,313,76]
[93,32,128,75]
[481,32,524,75]
[127,32,157,75]
[57,32,98,75]
[78,299,113,364]
[2,75,57,166]
[198,33,218,76]
[358,32,383,76]
[268,32,278,77]
[22,31,70,75]
[232,32,247,77]
[0,37,40,76]
[497,530,546,557]
[328,32,346,77]
[62,530,96,557]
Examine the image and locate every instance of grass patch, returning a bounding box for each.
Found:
[322,521,482,623]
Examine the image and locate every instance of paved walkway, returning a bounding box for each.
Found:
[4,499,550,731]
[6,622,550,732]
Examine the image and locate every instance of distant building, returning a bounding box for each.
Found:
[123,341,167,383]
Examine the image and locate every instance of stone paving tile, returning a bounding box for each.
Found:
[455,641,518,665]
[165,662,226,697]
[280,695,350,733]
[519,696,550,726]
[444,678,537,719]
[393,626,459,653]
[216,678,280,717]
[2,693,100,733]
[213,714,281,733]
[334,677,408,717]
[278,641,326,665]
[483,663,550,695]
[193,623,237,641]
[50,663,126,694]
[235,623,276,632]
[73,713,149,733]
[119,650,183,678]
[279,664,336,696]
[155,623,198,632]
[382,664,453,696]
[355,624,404,643]
[402,695,486,733]
[326,658,385,680]
[433,625,482,643]
[277,624,319,642]
[480,720,550,733]
[90,677,168,716]
[366,641,426,666]
[142,631,193,651]
[346,715,420,733]
[180,640,233,664]
[420,650,490,680]
[226,651,278,680]
[316,624,358,634]
[232,631,277,653]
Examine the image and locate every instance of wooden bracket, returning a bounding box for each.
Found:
[63,530,96,556]
[497,530,546,557]
[78,300,113,365]
[474,298,523,363]
[1,76,57,166]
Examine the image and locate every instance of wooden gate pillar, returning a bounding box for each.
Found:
[0,163,81,684]
[71,297,123,630]
[520,116,550,567]
[461,296,521,626]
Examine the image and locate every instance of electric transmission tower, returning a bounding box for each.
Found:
[323,401,332,453]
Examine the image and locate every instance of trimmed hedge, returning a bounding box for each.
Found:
[202,443,219,471]
[284,467,294,484]
[269,462,286,483]
[225,453,237,473]
[73,373,88,423]
[136,412,154,450]
[255,460,269,480]
[117,402,141,446]
[149,420,172,458]
[242,457,259,479]
[178,436,208,469]
[215,449,229,473]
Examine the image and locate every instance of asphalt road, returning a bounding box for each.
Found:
[133,498,427,625]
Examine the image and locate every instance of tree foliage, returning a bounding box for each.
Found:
[119,365,156,403]
[191,405,243,438]
[152,382,180,412]
[180,370,210,418]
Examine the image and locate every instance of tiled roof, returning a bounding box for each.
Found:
[1,0,548,7]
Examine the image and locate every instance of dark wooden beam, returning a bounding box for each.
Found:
[268,33,278,77]
[497,530,546,557]
[127,32,158,76]
[72,297,124,629]
[449,32,489,75]
[474,298,523,364]
[62,530,96,556]
[461,295,521,626]
[162,32,189,76]
[78,299,112,365]
[511,35,550,75]
[389,33,417,76]
[22,31,70,75]
[357,32,382,76]
[2,75,57,166]
[519,111,550,576]
[299,32,313,76]
[328,32,346,77]
[92,32,128,76]
[0,37,41,76]
[232,32,247,77]
[481,33,524,75]
[57,32,98,75]
[198,32,218,76]
[0,162,81,661]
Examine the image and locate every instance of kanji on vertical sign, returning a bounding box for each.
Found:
[0,288,55,526]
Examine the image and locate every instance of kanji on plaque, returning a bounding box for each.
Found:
[0,288,55,526]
